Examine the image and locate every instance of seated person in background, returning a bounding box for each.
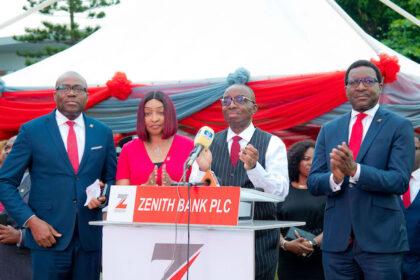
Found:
[0,136,32,280]
[277,140,325,280]
[116,91,194,186]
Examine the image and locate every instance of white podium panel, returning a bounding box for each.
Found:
[102,224,254,280]
[94,185,305,279]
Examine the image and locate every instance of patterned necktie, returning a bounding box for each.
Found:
[402,177,412,208]
[230,136,242,167]
[66,121,79,172]
[349,113,367,160]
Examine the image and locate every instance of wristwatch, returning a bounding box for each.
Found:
[309,240,317,249]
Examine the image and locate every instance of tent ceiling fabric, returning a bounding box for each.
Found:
[2,0,419,88]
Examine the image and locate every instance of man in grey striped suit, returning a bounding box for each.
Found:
[191,83,289,279]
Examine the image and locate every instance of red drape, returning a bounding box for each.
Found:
[180,71,347,134]
[0,87,108,138]
[0,71,348,142]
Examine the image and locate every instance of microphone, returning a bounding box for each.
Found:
[186,126,215,168]
[201,170,220,186]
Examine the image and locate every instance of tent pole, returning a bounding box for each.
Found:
[378,0,420,28]
[0,0,60,31]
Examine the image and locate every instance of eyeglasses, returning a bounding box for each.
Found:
[220,96,255,107]
[346,78,379,88]
[56,85,87,95]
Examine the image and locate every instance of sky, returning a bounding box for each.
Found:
[0,0,115,37]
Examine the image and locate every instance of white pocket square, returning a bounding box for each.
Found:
[91,146,103,150]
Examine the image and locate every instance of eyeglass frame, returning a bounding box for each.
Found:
[55,85,88,95]
[346,77,380,89]
[220,95,256,107]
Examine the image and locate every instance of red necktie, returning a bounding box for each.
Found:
[0,202,4,212]
[402,177,412,208]
[230,136,242,167]
[349,113,367,160]
[66,121,79,173]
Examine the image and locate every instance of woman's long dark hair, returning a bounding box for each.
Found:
[287,140,315,182]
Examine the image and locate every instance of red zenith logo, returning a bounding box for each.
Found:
[115,194,128,210]
[152,243,203,280]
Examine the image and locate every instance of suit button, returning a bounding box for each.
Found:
[73,199,77,203]
[230,173,234,177]
[75,176,79,180]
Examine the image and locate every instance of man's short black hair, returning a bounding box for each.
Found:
[344,60,383,85]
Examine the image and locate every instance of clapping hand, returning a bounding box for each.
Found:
[330,142,357,181]
[143,165,158,186]
[161,164,174,186]
[330,148,345,184]
[239,144,259,170]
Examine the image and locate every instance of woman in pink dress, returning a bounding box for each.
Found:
[116,91,194,186]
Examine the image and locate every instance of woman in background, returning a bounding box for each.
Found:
[116,91,194,186]
[277,140,325,280]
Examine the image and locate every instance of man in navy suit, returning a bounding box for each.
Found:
[307,60,414,280]
[0,71,117,280]
[401,134,420,280]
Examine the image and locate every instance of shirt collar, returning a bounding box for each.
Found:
[411,168,420,181]
[227,123,255,143]
[351,103,379,119]
[55,109,85,128]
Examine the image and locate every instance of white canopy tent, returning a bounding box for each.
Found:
[2,0,419,88]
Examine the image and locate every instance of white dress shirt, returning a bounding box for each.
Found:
[56,110,85,163]
[407,168,420,203]
[330,104,379,191]
[190,123,289,199]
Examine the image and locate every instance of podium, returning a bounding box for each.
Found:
[90,186,304,280]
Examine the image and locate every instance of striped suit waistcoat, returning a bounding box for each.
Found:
[209,127,276,220]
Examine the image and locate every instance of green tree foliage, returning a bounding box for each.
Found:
[336,0,420,63]
[13,0,120,66]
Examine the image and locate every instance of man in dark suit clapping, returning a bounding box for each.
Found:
[308,60,413,280]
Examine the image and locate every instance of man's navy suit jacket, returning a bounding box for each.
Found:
[400,190,420,279]
[0,110,117,252]
[307,107,413,253]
